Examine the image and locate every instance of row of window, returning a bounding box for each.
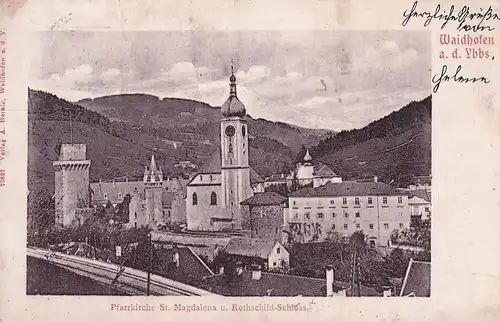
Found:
[292,196,404,207]
[294,211,404,220]
[330,222,404,230]
[192,192,217,205]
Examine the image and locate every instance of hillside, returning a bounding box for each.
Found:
[309,95,432,187]
[27,89,331,216]
[77,94,332,155]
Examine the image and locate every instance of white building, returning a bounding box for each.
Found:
[286,180,410,246]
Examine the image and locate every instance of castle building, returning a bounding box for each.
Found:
[89,155,187,229]
[286,180,410,246]
[186,71,264,232]
[263,149,342,189]
[53,144,92,227]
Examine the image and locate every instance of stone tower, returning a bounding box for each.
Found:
[220,69,253,229]
[53,144,91,226]
[143,154,163,228]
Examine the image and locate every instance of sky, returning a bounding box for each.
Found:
[29,30,431,131]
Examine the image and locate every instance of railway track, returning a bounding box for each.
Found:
[27,247,215,296]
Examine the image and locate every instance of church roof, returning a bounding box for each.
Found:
[196,148,264,184]
[221,73,246,118]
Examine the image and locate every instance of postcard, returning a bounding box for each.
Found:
[0,0,499,321]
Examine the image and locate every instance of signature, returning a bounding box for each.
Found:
[402,1,500,32]
[432,65,490,93]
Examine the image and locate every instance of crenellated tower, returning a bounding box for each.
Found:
[53,144,91,226]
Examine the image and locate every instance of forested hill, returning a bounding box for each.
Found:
[299,95,432,187]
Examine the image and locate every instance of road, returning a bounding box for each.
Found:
[27,247,218,296]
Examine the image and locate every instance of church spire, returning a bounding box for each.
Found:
[221,61,246,118]
[229,59,237,97]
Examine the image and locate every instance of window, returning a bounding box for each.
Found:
[344,212,349,218]
[355,212,360,218]
[305,213,310,219]
[384,223,389,229]
[317,213,324,219]
[275,227,278,234]
[228,143,233,153]
[118,193,122,199]
[293,201,296,206]
[368,197,373,205]
[332,213,336,218]
[383,197,388,204]
[332,224,336,229]
[209,175,213,181]
[355,197,360,205]
[425,207,430,212]
[273,262,277,267]
[399,223,404,229]
[192,192,198,205]
[344,224,348,230]
[104,193,108,199]
[356,223,360,229]
[134,212,137,219]
[343,197,347,205]
[294,213,299,219]
[277,247,280,254]
[330,200,335,205]
[210,192,217,205]
[369,224,374,229]
[255,228,258,234]
[200,175,203,181]
[398,196,403,204]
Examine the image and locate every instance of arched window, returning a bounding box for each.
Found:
[210,192,217,205]
[228,143,233,153]
[192,192,198,205]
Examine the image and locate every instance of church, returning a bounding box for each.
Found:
[186,71,264,232]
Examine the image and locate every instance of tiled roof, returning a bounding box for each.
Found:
[240,192,287,206]
[223,237,279,259]
[400,259,431,297]
[201,271,325,296]
[408,190,432,203]
[200,271,381,297]
[313,163,339,178]
[90,181,144,203]
[197,147,264,184]
[290,181,404,198]
[153,246,214,287]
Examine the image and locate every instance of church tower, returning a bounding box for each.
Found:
[143,154,163,227]
[53,144,91,226]
[220,68,252,228]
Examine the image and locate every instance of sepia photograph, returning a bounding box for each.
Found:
[26,30,432,297]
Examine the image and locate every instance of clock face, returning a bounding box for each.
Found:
[225,125,236,137]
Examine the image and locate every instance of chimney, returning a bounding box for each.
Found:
[326,264,334,297]
[374,176,378,183]
[250,264,262,280]
[383,286,392,297]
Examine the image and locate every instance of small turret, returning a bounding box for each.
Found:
[303,149,313,164]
